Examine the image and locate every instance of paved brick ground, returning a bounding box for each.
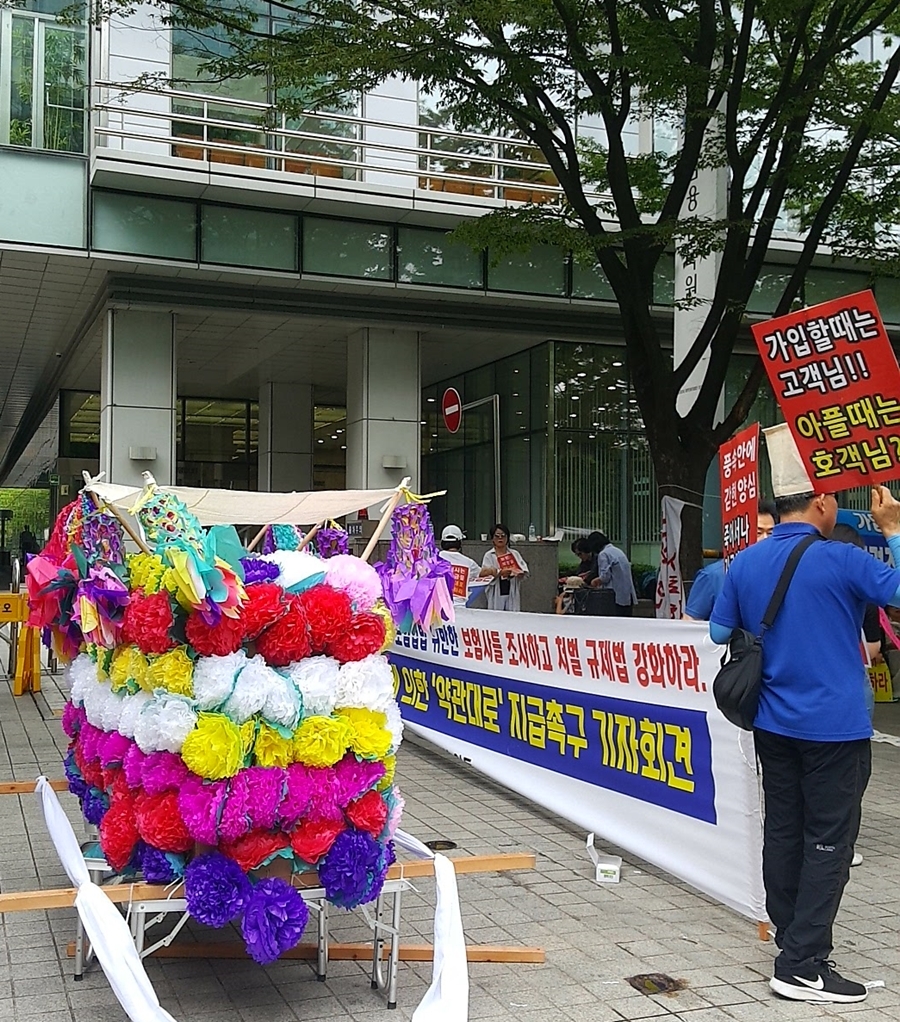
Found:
[1,673,900,1022]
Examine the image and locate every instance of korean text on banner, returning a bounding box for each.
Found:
[389,610,766,922]
[719,424,759,568]
[656,496,685,619]
[751,289,900,491]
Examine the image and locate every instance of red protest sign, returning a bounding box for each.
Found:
[752,289,900,491]
[719,424,759,568]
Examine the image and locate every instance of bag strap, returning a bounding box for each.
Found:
[760,533,821,633]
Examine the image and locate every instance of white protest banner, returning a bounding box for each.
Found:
[656,496,686,619]
[390,610,765,922]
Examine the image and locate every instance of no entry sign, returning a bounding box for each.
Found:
[442,388,462,433]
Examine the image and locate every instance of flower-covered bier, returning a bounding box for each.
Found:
[51,484,422,965]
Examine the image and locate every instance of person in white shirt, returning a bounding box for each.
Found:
[481,523,529,612]
[438,525,485,607]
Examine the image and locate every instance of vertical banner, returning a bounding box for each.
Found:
[719,424,759,568]
[390,611,767,922]
[751,290,900,490]
[656,496,685,619]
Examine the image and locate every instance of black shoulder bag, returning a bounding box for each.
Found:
[713,534,820,730]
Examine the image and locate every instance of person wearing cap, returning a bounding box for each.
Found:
[710,423,900,1004]
[682,500,778,621]
[438,525,487,607]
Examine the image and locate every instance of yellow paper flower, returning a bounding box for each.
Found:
[338,707,392,761]
[372,600,397,652]
[127,553,167,595]
[292,715,351,768]
[109,645,149,693]
[254,723,293,769]
[181,713,244,779]
[241,719,257,757]
[377,754,397,791]
[147,646,194,697]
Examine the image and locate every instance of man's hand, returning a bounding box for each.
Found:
[871,485,900,538]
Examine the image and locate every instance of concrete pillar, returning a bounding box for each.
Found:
[346,328,421,490]
[100,309,176,487]
[258,382,314,492]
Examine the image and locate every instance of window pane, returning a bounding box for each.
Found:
[60,390,99,458]
[653,253,675,305]
[748,266,792,315]
[202,205,298,270]
[805,269,868,306]
[495,351,530,437]
[313,405,347,489]
[183,399,249,463]
[9,17,34,147]
[875,278,900,326]
[42,25,87,154]
[488,246,566,296]
[93,192,197,260]
[397,227,482,288]
[572,259,615,300]
[302,218,392,278]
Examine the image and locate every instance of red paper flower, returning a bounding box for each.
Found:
[121,590,176,655]
[326,612,386,664]
[101,764,123,792]
[99,795,139,871]
[290,818,345,864]
[241,583,289,641]
[299,585,353,654]
[134,791,194,853]
[220,829,290,872]
[186,610,245,657]
[345,790,388,838]
[255,596,312,667]
[80,757,105,792]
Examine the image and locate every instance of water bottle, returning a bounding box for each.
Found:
[528,522,536,542]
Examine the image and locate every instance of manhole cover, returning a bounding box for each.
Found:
[424,839,458,851]
[626,973,687,996]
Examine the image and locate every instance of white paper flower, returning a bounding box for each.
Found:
[133,699,162,753]
[262,670,301,730]
[117,689,152,739]
[335,654,395,713]
[286,656,339,718]
[221,653,269,723]
[383,698,404,754]
[193,650,246,711]
[97,686,126,733]
[262,549,326,592]
[154,693,198,753]
[66,653,97,707]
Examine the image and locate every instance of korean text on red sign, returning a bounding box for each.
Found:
[719,423,759,567]
[751,290,900,490]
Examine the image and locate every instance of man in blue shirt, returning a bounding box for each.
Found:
[710,423,900,1004]
[683,500,777,621]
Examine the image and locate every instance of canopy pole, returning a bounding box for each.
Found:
[297,522,321,551]
[247,525,269,553]
[361,479,410,562]
[82,473,151,555]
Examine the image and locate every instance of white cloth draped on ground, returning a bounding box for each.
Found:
[87,481,397,527]
[34,777,180,1022]
[395,829,469,1022]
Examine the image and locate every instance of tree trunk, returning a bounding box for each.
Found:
[650,437,715,582]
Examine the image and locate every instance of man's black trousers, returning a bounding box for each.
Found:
[754,728,871,977]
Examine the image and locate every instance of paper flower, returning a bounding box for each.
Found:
[109,645,150,693]
[261,672,301,731]
[117,689,152,740]
[221,654,271,723]
[66,653,97,708]
[333,754,386,807]
[219,772,252,843]
[99,795,140,872]
[324,555,382,610]
[100,730,132,768]
[121,590,176,655]
[346,790,388,838]
[135,791,193,853]
[140,750,189,795]
[186,610,245,657]
[306,766,342,822]
[241,582,288,641]
[318,828,385,909]
[123,743,147,788]
[315,527,350,560]
[326,612,386,665]
[83,787,109,826]
[339,707,392,761]
[147,647,194,698]
[244,766,285,831]
[253,723,294,769]
[261,550,326,593]
[285,657,339,718]
[290,818,345,864]
[241,877,309,965]
[185,852,252,929]
[371,601,397,652]
[240,557,280,585]
[278,763,313,828]
[73,563,131,648]
[61,702,86,739]
[220,829,290,872]
[181,713,245,779]
[192,650,245,711]
[178,775,227,845]
[256,596,311,667]
[292,715,351,768]
[140,843,185,884]
[127,553,168,595]
[134,693,197,754]
[298,585,352,654]
[64,749,88,799]
[334,654,395,713]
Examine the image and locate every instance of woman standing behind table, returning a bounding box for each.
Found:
[482,523,529,612]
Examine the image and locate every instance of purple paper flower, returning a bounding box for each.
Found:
[82,787,109,826]
[123,743,148,789]
[100,731,132,769]
[315,528,350,559]
[185,852,252,929]
[141,750,189,795]
[79,722,104,762]
[244,766,285,831]
[64,749,88,800]
[240,557,280,585]
[278,764,312,829]
[307,767,343,822]
[219,772,252,843]
[240,877,309,965]
[178,775,227,845]
[319,828,385,909]
[61,702,86,739]
[333,754,385,807]
[140,843,185,884]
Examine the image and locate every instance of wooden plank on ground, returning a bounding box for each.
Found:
[0,853,536,914]
[66,940,545,964]
[0,780,67,795]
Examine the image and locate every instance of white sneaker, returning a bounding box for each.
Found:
[851,851,863,867]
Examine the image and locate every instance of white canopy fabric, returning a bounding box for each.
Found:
[88,482,398,527]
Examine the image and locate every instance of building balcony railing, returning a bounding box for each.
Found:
[91,81,590,205]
